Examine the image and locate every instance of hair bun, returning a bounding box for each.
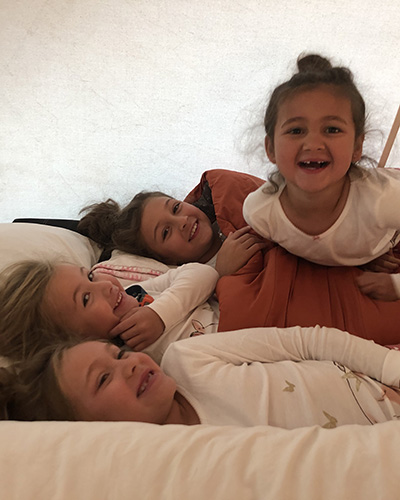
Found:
[297,54,332,73]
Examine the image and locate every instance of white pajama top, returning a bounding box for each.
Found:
[161,325,400,429]
[243,168,400,287]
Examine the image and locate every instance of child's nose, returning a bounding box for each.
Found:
[94,279,114,296]
[177,215,189,230]
[120,356,136,379]
[303,132,325,151]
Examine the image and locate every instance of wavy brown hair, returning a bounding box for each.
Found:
[78,191,170,259]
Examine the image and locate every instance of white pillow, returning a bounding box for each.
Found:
[0,420,398,499]
[94,249,171,287]
[104,249,171,273]
[0,223,102,272]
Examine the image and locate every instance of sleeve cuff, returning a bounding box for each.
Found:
[382,349,400,388]
[390,274,400,299]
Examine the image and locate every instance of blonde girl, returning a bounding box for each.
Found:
[1,325,400,429]
[0,259,221,363]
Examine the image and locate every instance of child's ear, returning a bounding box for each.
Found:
[352,134,364,162]
[265,135,276,163]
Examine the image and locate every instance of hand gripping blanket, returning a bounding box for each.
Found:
[185,169,400,345]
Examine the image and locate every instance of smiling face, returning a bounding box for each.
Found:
[140,196,219,265]
[266,85,364,195]
[57,341,177,422]
[44,264,139,339]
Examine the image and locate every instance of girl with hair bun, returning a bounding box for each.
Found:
[243,53,400,302]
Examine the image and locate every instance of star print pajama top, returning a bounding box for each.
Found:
[161,325,400,429]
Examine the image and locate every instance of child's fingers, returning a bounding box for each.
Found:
[124,337,142,351]
[381,262,399,272]
[225,226,250,241]
[230,233,267,248]
[377,255,400,269]
[232,225,251,235]
[356,271,376,284]
[118,328,153,349]
[250,240,271,254]
[356,272,399,301]
[362,253,400,273]
[116,328,138,342]
[110,318,136,337]
[355,272,379,292]
[238,235,270,252]
[356,279,380,299]
[366,262,397,273]
[124,335,153,351]
[356,280,373,294]
[384,253,400,263]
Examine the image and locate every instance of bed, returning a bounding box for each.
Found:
[1,172,400,499]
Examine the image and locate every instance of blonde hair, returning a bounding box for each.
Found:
[0,339,80,421]
[0,260,78,361]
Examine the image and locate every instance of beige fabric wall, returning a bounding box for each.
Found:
[0,0,399,222]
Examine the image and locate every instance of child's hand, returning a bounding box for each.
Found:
[109,307,165,351]
[215,226,272,277]
[361,250,400,273]
[356,271,400,301]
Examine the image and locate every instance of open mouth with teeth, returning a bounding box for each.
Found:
[137,371,154,397]
[114,292,123,310]
[298,160,329,170]
[189,221,198,241]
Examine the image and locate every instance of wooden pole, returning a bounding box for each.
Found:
[378,105,400,168]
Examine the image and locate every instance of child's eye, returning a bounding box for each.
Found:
[83,293,90,307]
[326,126,341,134]
[88,271,94,281]
[172,202,181,214]
[287,127,303,135]
[117,350,126,360]
[162,227,170,241]
[98,373,109,388]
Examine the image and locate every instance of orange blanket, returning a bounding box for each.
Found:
[185,169,400,345]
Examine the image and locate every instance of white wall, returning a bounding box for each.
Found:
[1,0,399,222]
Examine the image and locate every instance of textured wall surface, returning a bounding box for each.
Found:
[1,0,399,222]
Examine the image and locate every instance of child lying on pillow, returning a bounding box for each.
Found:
[1,325,400,429]
[0,260,223,363]
[78,191,270,275]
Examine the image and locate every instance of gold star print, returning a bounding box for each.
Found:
[283,380,295,392]
[342,372,361,391]
[377,389,387,402]
[322,411,337,429]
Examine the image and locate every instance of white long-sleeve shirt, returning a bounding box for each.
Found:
[161,325,400,429]
[243,168,400,292]
[129,263,219,363]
